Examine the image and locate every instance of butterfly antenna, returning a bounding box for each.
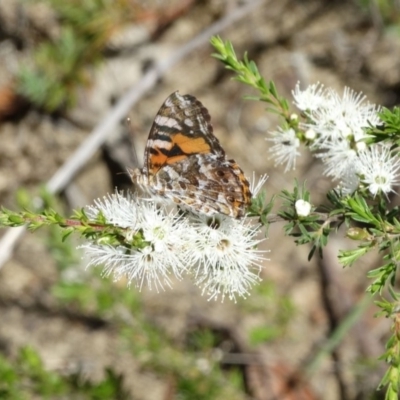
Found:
[126,117,139,168]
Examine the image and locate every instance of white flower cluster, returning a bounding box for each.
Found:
[82,175,268,302]
[268,127,300,172]
[268,82,400,196]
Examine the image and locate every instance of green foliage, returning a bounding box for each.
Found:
[175,369,243,400]
[359,0,400,27]
[249,325,278,344]
[18,27,90,111]
[248,188,275,230]
[52,275,142,316]
[123,321,245,400]
[334,193,400,295]
[306,294,374,378]
[0,203,148,252]
[17,0,140,111]
[48,231,246,399]
[368,107,400,142]
[279,181,331,260]
[0,346,129,399]
[47,222,79,269]
[4,34,400,398]
[210,36,291,121]
[210,36,400,397]
[247,281,295,346]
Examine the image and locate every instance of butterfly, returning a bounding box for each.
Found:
[129,91,251,218]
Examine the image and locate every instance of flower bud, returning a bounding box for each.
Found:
[295,199,312,217]
[346,227,371,241]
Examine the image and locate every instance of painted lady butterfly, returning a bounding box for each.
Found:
[130,91,252,218]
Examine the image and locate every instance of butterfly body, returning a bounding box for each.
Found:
[130,92,251,218]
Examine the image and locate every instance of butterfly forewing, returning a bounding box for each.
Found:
[143,92,225,176]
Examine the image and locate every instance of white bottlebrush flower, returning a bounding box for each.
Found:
[267,127,300,172]
[325,87,379,141]
[137,200,188,257]
[330,87,380,124]
[292,81,327,112]
[86,191,139,228]
[334,146,362,196]
[316,138,358,180]
[82,192,189,291]
[82,243,184,291]
[355,145,400,197]
[186,213,266,302]
[295,199,312,217]
[305,87,380,146]
[81,190,268,301]
[338,165,360,195]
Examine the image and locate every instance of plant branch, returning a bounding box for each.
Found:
[0,0,266,270]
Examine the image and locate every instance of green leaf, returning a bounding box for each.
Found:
[61,228,74,242]
[346,194,381,226]
[338,245,372,267]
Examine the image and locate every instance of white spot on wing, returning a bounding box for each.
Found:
[184,118,194,127]
[165,97,174,107]
[155,115,181,129]
[162,165,180,180]
[149,139,172,150]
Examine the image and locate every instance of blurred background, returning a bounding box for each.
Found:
[0,0,399,399]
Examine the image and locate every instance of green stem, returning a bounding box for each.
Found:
[305,293,372,377]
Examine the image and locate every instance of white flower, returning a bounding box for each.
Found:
[355,141,367,151]
[304,87,380,147]
[137,201,188,258]
[295,199,312,217]
[82,243,184,291]
[81,190,269,301]
[301,86,380,182]
[267,127,300,172]
[186,214,266,302]
[338,166,360,195]
[355,145,400,197]
[82,193,189,291]
[292,81,327,112]
[86,191,138,228]
[249,173,268,197]
[325,87,379,141]
[305,128,316,141]
[316,139,358,180]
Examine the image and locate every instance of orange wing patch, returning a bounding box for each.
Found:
[171,133,210,155]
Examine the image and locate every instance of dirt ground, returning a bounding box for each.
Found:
[0,1,399,399]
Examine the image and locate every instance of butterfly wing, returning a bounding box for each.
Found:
[143,91,225,177]
[155,153,252,218]
[137,91,252,218]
